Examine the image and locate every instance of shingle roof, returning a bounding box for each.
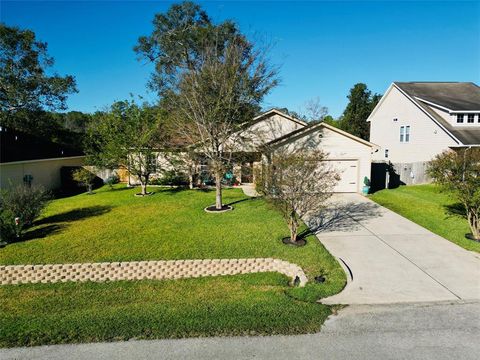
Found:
[393,82,480,145]
[394,82,480,111]
[414,101,480,145]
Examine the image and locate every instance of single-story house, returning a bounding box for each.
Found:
[368,82,480,185]
[150,109,377,193]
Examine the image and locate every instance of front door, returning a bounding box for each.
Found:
[241,162,254,183]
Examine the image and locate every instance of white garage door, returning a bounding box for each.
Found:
[326,160,359,193]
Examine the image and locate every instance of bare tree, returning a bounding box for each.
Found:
[172,38,277,210]
[258,149,339,244]
[303,97,328,123]
[428,148,480,241]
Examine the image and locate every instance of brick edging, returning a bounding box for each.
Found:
[0,258,308,287]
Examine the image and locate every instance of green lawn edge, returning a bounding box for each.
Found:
[369,184,479,253]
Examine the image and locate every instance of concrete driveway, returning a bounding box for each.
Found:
[308,193,480,304]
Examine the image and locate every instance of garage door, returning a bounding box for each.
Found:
[326,160,358,193]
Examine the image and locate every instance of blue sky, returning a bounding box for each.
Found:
[2,1,479,117]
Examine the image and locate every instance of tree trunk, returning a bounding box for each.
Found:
[215,170,223,210]
[189,172,194,189]
[87,184,93,194]
[289,212,298,243]
[467,208,480,240]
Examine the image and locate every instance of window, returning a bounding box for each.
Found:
[467,114,475,123]
[405,126,410,142]
[400,126,405,142]
[385,149,389,158]
[456,114,464,123]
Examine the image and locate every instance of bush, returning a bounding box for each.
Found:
[151,170,189,186]
[72,168,96,194]
[0,185,50,242]
[104,174,120,189]
[0,207,17,244]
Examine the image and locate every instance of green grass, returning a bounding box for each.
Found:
[0,185,346,347]
[370,184,479,253]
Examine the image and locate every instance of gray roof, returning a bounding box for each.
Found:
[394,82,480,145]
[394,82,480,111]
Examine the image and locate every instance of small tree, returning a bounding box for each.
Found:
[428,148,480,241]
[259,149,339,244]
[86,100,169,196]
[72,168,96,194]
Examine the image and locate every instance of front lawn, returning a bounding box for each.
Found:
[370,184,480,253]
[0,185,346,347]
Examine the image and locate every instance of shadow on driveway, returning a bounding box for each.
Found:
[303,200,383,237]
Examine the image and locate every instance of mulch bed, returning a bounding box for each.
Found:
[204,205,233,213]
[282,237,307,247]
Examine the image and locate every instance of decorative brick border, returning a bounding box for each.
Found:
[0,258,307,287]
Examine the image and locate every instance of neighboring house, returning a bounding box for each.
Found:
[368,82,480,185]
[0,127,85,190]
[149,109,377,193]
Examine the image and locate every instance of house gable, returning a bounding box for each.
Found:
[369,84,458,163]
[237,109,306,150]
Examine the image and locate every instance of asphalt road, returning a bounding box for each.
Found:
[3,300,479,360]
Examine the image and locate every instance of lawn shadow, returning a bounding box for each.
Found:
[35,205,113,225]
[302,200,383,238]
[21,224,66,241]
[160,186,190,195]
[109,186,135,192]
[443,202,466,219]
[226,197,259,206]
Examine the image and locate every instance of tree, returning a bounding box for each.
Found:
[258,149,339,244]
[134,1,245,97]
[303,97,328,123]
[137,1,277,210]
[72,168,96,194]
[86,100,168,196]
[0,24,77,119]
[172,38,277,210]
[428,148,480,241]
[338,83,380,140]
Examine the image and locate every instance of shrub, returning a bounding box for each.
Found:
[151,170,189,186]
[0,207,17,244]
[104,174,120,189]
[0,184,50,241]
[72,168,96,194]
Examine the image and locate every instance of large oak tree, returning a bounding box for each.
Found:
[0,24,77,122]
[136,1,278,210]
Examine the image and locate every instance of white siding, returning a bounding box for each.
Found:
[274,126,372,193]
[369,86,457,163]
[236,114,305,151]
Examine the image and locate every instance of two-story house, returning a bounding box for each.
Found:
[368,82,480,185]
